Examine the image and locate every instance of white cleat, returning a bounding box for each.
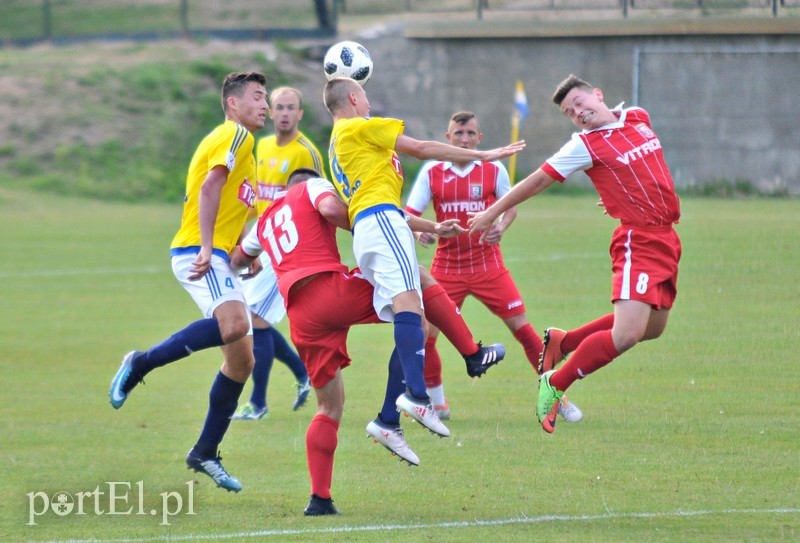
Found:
[395,393,450,437]
[366,420,420,466]
[557,395,583,423]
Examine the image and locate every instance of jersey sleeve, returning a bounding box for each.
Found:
[239,223,262,257]
[541,133,593,181]
[405,161,435,215]
[306,177,338,208]
[492,160,512,197]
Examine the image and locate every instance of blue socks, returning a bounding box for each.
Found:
[268,327,308,383]
[248,327,275,409]
[193,371,244,459]
[133,318,224,380]
[393,311,428,400]
[378,349,404,426]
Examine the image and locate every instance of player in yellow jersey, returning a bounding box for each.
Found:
[234,87,326,420]
[322,77,525,436]
[109,72,268,493]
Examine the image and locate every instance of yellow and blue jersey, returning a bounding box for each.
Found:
[328,116,405,227]
[255,131,325,215]
[171,120,256,254]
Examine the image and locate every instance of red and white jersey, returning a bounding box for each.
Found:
[406,160,511,275]
[542,106,680,227]
[240,177,347,300]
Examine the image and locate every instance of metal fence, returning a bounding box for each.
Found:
[1,0,797,47]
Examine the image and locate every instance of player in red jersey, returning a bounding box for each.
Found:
[406,111,582,423]
[469,75,682,434]
[230,168,505,515]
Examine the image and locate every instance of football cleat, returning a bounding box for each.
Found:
[396,393,450,437]
[464,342,505,378]
[537,370,564,434]
[538,328,567,374]
[109,351,142,409]
[231,402,268,421]
[304,494,340,516]
[557,395,583,423]
[293,377,311,411]
[366,419,420,466]
[434,402,451,421]
[186,449,242,493]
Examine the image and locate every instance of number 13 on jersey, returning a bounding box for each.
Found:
[260,206,298,264]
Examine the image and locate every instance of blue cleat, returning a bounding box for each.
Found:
[109,351,141,409]
[293,377,311,411]
[186,450,242,493]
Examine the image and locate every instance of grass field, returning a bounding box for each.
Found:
[2,187,799,543]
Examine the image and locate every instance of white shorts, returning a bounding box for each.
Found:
[171,249,252,333]
[240,252,287,324]
[352,209,422,322]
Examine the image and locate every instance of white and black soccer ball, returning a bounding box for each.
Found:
[323,40,373,86]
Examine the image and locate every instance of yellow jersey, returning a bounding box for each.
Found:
[171,120,256,254]
[328,116,405,227]
[255,131,325,215]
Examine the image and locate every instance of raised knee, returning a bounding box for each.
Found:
[219,319,250,344]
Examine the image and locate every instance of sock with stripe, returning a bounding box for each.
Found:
[132,318,224,382]
[550,330,619,392]
[561,313,615,357]
[393,311,428,400]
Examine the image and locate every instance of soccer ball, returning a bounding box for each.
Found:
[323,41,373,86]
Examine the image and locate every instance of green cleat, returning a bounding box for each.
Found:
[537,370,564,434]
[231,402,268,421]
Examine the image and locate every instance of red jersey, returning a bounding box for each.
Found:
[542,106,680,227]
[240,178,346,300]
[405,160,511,275]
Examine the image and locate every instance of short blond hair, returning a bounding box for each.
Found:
[323,77,360,116]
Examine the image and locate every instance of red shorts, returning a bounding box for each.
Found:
[609,224,681,310]
[286,270,380,388]
[431,268,526,320]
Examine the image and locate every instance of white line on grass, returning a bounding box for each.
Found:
[28,508,800,543]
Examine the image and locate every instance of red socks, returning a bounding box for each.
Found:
[512,324,544,372]
[305,413,339,499]
[561,313,614,355]
[423,336,443,388]
[422,284,478,355]
[550,329,618,392]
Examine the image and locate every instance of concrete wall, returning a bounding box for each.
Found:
[348,19,800,193]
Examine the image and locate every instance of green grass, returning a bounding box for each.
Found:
[2,188,799,542]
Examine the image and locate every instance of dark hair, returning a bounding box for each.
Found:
[450,111,476,125]
[221,72,267,112]
[552,74,593,106]
[287,167,322,187]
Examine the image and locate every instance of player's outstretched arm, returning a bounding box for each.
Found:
[406,214,466,239]
[395,135,525,164]
[468,168,557,240]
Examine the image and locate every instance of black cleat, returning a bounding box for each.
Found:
[464,342,505,378]
[304,494,340,516]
